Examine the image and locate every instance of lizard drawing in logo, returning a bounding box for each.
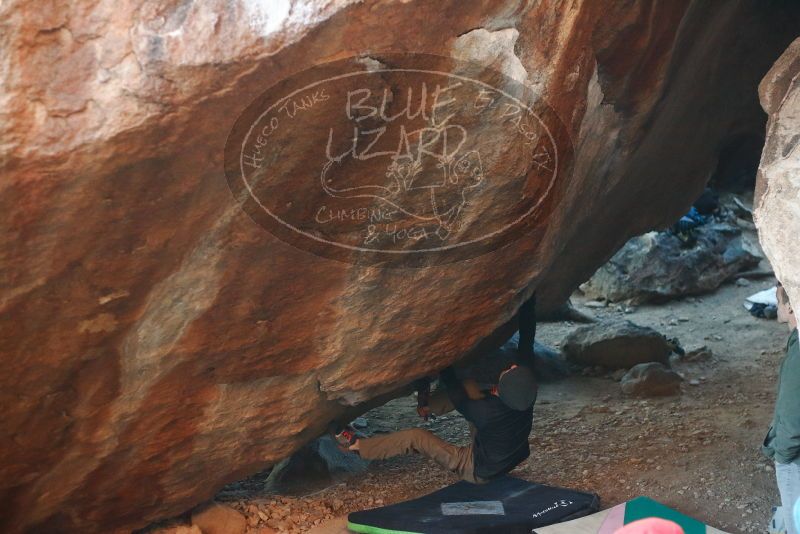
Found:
[320,125,485,241]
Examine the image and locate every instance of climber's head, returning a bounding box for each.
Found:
[491,364,537,411]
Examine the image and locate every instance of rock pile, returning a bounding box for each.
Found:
[562,320,685,397]
[580,219,761,304]
[563,320,679,369]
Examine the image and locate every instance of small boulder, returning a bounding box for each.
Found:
[683,346,713,362]
[191,502,247,534]
[262,435,368,494]
[610,368,627,382]
[620,363,683,397]
[563,320,677,369]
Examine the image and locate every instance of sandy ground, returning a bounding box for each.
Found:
[220,278,791,534]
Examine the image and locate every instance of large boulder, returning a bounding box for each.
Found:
[755,37,800,310]
[2,1,799,532]
[580,221,761,304]
[562,320,677,369]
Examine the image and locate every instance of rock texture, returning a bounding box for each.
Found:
[580,222,761,304]
[755,37,800,311]
[563,320,677,370]
[1,1,799,532]
[190,503,247,534]
[620,362,683,397]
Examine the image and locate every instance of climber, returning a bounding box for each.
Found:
[763,283,800,534]
[670,187,718,247]
[333,294,539,484]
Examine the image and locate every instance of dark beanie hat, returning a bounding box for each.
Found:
[498,366,537,411]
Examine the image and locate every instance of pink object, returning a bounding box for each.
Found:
[614,518,685,534]
[598,502,627,534]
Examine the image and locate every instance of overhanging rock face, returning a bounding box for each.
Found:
[755,37,800,310]
[1,1,799,532]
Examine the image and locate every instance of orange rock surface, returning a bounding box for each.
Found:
[1,1,798,531]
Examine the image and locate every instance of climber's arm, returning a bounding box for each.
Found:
[516,293,537,369]
[439,367,469,407]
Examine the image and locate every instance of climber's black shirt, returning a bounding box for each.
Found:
[440,367,534,480]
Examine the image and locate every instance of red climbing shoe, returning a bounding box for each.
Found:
[330,424,358,450]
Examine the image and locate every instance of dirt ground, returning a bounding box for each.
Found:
[221,277,791,534]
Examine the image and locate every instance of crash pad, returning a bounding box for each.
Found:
[347,476,599,533]
[533,496,729,534]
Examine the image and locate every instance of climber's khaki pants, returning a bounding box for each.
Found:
[357,389,485,484]
[358,428,481,483]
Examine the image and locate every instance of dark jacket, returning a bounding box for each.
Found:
[440,367,534,480]
[763,329,800,464]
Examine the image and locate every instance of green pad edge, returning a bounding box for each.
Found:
[623,496,706,534]
[346,520,422,534]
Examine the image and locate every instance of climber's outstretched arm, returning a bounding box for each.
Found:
[517,292,537,368]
